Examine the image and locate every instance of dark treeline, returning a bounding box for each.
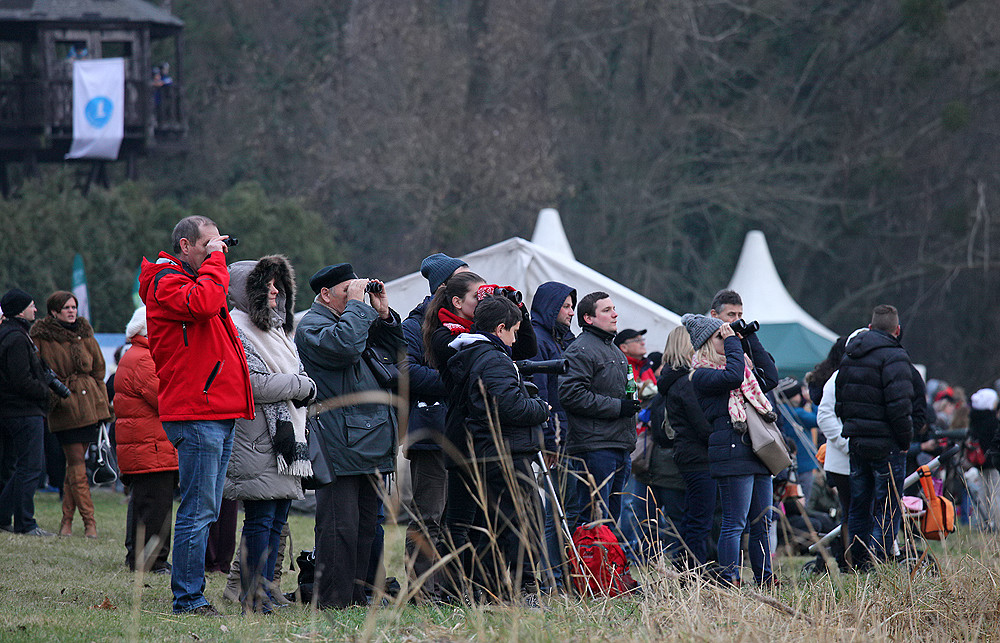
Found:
[4,0,1000,384]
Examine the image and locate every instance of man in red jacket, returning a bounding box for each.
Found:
[139,215,253,616]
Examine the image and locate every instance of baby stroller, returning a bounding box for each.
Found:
[802,444,960,576]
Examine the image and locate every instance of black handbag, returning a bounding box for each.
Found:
[91,422,119,486]
[362,345,400,391]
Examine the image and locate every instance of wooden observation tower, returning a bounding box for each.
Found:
[0,0,186,194]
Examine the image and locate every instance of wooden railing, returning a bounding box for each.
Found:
[0,78,184,138]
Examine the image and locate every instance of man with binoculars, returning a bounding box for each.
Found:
[0,288,57,536]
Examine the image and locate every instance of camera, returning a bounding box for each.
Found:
[731,318,760,336]
[365,281,384,294]
[44,368,71,399]
[514,359,569,377]
[223,236,239,247]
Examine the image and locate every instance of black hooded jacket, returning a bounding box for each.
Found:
[401,296,448,452]
[836,329,914,458]
[659,365,713,473]
[446,334,550,460]
[529,281,576,450]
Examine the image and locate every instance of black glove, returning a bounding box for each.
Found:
[291,382,316,408]
[619,397,641,418]
[273,419,296,466]
[987,449,1000,470]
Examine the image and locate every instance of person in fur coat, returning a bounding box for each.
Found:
[31,291,111,538]
[224,256,315,613]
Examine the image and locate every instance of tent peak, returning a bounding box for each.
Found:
[726,230,838,342]
[531,208,575,260]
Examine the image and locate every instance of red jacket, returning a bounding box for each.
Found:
[138,251,254,422]
[114,336,178,475]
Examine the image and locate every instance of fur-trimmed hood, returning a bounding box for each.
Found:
[229,255,297,333]
[30,314,95,343]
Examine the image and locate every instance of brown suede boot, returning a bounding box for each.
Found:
[223,555,242,603]
[70,465,98,539]
[269,525,291,605]
[59,481,76,536]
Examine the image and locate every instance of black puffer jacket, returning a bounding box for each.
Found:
[446,333,550,460]
[660,365,713,473]
[835,329,914,458]
[0,317,50,418]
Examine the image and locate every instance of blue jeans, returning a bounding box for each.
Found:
[240,498,291,608]
[572,449,630,529]
[163,420,234,613]
[680,470,717,568]
[717,474,773,584]
[0,415,45,533]
[848,450,905,568]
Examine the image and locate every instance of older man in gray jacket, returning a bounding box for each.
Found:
[559,291,641,529]
[295,263,404,609]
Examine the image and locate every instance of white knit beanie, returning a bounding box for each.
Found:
[125,306,147,339]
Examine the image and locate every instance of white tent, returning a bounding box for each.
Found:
[384,209,682,351]
[726,230,839,375]
[727,230,838,341]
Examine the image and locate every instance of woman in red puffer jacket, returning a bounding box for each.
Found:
[115,306,178,573]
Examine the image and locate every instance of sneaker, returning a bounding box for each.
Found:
[522,592,543,611]
[179,604,223,617]
[0,525,12,533]
[23,527,56,537]
[151,566,171,576]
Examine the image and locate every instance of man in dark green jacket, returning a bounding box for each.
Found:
[558,291,641,529]
[295,263,404,609]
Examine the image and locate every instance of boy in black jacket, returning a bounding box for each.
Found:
[447,297,550,602]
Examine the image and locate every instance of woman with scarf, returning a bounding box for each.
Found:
[682,313,779,587]
[224,256,315,613]
[31,291,111,538]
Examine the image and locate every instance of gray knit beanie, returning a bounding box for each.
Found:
[421,253,468,294]
[681,313,724,350]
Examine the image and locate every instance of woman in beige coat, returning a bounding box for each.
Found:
[31,291,111,538]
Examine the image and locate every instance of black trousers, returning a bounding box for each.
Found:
[126,470,177,571]
[479,457,543,597]
[0,415,45,532]
[314,474,380,608]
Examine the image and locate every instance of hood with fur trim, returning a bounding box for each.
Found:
[29,314,95,343]
[229,255,297,333]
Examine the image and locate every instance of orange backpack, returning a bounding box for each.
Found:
[917,465,955,540]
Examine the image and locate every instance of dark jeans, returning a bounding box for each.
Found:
[679,470,718,568]
[43,427,64,492]
[847,450,905,569]
[205,498,239,573]
[626,483,686,562]
[717,474,773,584]
[406,449,448,584]
[480,457,543,597]
[0,415,45,533]
[314,474,380,608]
[442,464,484,594]
[126,470,177,571]
[365,499,386,593]
[572,448,630,528]
[240,498,292,608]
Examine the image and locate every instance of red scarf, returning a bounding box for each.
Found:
[438,308,473,335]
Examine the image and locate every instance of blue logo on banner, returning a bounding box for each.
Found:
[85,96,113,128]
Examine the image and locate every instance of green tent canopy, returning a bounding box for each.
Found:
[755,322,834,379]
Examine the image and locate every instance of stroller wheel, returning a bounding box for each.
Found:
[800,557,828,578]
[899,549,939,576]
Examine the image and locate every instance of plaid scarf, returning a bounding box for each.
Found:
[691,350,776,431]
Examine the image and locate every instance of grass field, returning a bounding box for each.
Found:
[2,487,998,642]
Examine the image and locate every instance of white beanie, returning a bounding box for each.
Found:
[125,306,147,339]
[971,388,999,412]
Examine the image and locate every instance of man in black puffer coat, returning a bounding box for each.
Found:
[836,304,913,570]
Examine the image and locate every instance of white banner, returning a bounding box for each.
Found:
[66,58,125,160]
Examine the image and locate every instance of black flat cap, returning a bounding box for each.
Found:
[309,263,357,293]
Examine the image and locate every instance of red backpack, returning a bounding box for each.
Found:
[567,523,639,597]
